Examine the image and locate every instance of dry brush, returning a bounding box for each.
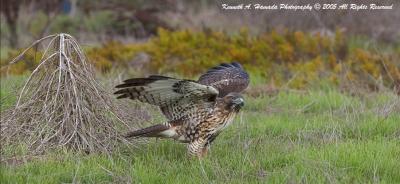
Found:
[1,34,143,155]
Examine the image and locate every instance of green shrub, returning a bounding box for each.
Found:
[49,15,80,35]
[83,11,115,35]
[2,29,399,90]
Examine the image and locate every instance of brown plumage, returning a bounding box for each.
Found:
[115,62,249,157]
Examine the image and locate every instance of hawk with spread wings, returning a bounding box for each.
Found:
[115,62,249,157]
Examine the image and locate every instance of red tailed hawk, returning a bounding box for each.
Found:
[115,62,249,157]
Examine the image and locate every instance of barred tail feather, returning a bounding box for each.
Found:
[125,124,170,138]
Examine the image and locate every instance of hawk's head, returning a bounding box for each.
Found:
[222,92,244,112]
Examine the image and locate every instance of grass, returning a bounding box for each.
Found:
[1,74,399,184]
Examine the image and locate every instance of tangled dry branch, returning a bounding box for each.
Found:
[1,33,142,154]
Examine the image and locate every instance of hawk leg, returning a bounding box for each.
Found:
[187,138,207,158]
[201,146,209,157]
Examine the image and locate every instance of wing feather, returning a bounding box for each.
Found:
[198,62,249,97]
[115,75,218,123]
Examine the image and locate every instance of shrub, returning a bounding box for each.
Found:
[2,29,399,90]
[49,15,80,35]
[1,49,43,75]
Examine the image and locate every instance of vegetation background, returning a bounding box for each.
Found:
[1,0,399,183]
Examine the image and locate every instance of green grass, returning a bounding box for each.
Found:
[0,75,28,110]
[1,75,399,184]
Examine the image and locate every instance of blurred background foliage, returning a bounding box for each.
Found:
[1,0,399,91]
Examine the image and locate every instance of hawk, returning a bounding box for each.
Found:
[115,62,249,157]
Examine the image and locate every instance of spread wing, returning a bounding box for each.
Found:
[114,75,219,123]
[198,62,249,97]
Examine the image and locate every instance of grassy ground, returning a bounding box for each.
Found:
[1,75,399,184]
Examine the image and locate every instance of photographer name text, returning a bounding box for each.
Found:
[221,3,394,11]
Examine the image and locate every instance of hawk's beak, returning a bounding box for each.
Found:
[232,97,244,107]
